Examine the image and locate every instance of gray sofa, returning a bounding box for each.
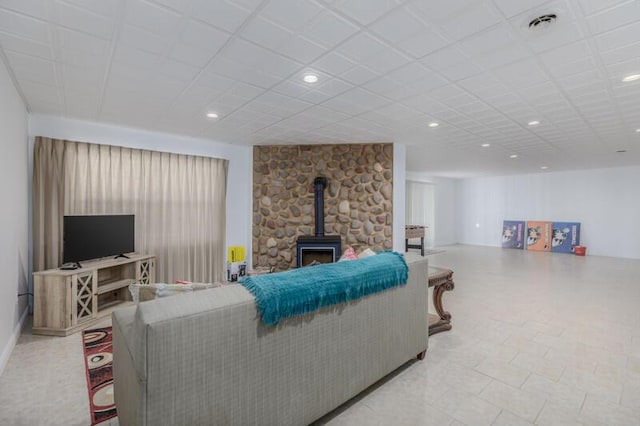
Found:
[112,256,429,426]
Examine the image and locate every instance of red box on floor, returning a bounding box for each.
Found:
[526,221,552,252]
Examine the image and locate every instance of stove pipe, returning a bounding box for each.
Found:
[313,176,327,237]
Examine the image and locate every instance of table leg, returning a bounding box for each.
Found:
[429,276,455,336]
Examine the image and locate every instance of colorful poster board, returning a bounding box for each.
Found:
[502,220,525,249]
[551,222,581,253]
[526,221,552,251]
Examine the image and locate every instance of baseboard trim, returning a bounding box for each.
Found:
[0,308,28,377]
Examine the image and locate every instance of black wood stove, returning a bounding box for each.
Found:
[296,177,341,267]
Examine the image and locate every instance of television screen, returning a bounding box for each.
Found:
[63,215,135,263]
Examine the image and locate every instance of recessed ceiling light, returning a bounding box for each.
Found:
[622,74,640,82]
[303,73,318,83]
[510,154,519,158]
[635,128,640,133]
[540,166,549,170]
[481,143,490,147]
[428,122,439,128]
[527,120,540,126]
[206,112,219,119]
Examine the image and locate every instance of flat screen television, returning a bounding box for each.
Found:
[63,215,135,263]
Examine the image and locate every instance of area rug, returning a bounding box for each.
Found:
[82,327,117,425]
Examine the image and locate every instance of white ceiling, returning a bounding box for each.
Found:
[1,0,640,177]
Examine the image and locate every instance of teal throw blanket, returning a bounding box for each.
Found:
[239,251,408,326]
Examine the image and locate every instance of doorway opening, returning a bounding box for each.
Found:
[405,180,435,248]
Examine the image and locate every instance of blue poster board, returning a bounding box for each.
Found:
[551,222,581,253]
[502,220,525,249]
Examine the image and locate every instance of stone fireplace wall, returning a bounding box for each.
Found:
[252,143,393,271]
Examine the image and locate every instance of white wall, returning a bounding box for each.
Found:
[392,143,406,252]
[28,115,253,261]
[406,173,458,247]
[0,57,29,375]
[456,166,640,259]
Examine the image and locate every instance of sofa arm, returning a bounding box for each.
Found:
[112,306,147,426]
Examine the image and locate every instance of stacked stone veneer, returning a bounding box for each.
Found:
[253,143,393,271]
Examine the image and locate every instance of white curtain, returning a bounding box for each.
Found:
[405,180,435,247]
[33,137,228,283]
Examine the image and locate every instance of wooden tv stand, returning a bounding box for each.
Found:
[33,254,155,336]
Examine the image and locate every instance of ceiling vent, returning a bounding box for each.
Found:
[528,13,557,30]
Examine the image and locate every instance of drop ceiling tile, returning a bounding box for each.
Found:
[279,36,327,64]
[181,19,229,51]
[302,10,359,48]
[578,0,631,16]
[5,51,56,84]
[407,0,475,23]
[438,1,501,41]
[233,67,282,89]
[386,62,430,84]
[158,59,200,82]
[62,0,119,19]
[152,0,190,13]
[58,28,110,58]
[300,90,333,105]
[260,0,323,32]
[54,2,115,39]
[369,7,425,44]
[0,31,52,59]
[600,42,640,66]
[62,65,103,87]
[605,56,640,81]
[169,43,215,68]
[339,65,380,85]
[258,53,303,79]
[220,38,271,67]
[332,0,398,26]
[189,0,252,33]
[311,51,356,76]
[585,0,640,35]
[226,83,265,100]
[271,79,311,97]
[525,20,585,53]
[492,0,553,18]
[493,58,549,88]
[540,39,590,65]
[321,96,371,115]
[335,32,385,62]
[342,87,391,109]
[113,45,161,70]
[359,47,410,75]
[421,46,482,81]
[124,0,182,38]
[594,21,640,52]
[59,48,108,70]
[240,16,292,51]
[1,0,49,20]
[18,79,60,104]
[394,28,450,58]
[0,8,49,43]
[474,45,531,70]
[119,25,170,55]
[315,78,355,97]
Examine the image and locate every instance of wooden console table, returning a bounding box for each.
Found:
[33,254,155,336]
[428,266,455,335]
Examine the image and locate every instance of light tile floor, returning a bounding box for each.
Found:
[2,245,640,425]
